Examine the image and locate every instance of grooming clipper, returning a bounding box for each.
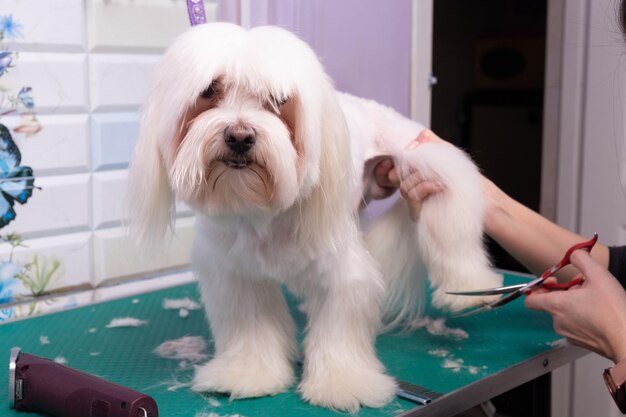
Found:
[9,347,158,417]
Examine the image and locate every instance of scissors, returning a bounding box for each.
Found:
[447,233,598,317]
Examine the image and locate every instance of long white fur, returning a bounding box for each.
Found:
[126,23,501,412]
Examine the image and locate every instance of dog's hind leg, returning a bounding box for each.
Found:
[394,143,503,312]
[365,198,428,327]
[192,272,296,398]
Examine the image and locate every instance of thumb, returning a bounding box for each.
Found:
[569,249,605,282]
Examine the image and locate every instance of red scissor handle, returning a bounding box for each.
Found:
[542,276,585,290]
[540,233,598,279]
[553,233,598,270]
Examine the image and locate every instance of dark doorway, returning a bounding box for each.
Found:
[431,0,547,274]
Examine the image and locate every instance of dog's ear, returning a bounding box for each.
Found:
[125,104,175,250]
[295,77,358,248]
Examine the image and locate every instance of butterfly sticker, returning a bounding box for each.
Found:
[17,87,34,110]
[0,51,13,78]
[0,124,36,228]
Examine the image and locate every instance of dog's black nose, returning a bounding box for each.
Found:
[224,125,256,154]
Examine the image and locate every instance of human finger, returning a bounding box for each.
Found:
[524,288,567,313]
[388,168,400,188]
[405,182,446,221]
[374,158,395,188]
[527,277,558,295]
[405,181,445,203]
[399,171,424,199]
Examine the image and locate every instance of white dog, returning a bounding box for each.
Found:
[127,23,502,412]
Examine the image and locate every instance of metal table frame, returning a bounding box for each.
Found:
[399,342,588,416]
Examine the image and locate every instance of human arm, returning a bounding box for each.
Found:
[482,176,609,280]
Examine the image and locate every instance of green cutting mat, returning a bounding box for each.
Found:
[0,273,560,417]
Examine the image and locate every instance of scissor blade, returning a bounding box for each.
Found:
[452,305,492,318]
[446,283,528,296]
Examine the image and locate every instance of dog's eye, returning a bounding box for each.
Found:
[272,95,288,107]
[266,95,288,113]
[200,82,218,100]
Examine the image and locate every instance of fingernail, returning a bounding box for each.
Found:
[407,139,421,150]
[407,130,432,150]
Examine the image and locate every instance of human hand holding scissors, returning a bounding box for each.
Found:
[448,234,598,317]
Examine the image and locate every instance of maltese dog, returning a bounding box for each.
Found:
[127,23,502,412]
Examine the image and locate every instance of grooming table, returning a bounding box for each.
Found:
[0,272,587,417]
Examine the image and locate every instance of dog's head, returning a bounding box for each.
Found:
[127,23,355,246]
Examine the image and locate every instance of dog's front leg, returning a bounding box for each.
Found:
[192,273,296,398]
[298,251,397,412]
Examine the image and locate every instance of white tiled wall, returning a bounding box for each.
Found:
[0,0,217,302]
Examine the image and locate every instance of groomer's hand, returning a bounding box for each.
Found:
[525,250,626,363]
[373,130,447,221]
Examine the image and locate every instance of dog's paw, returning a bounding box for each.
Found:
[432,269,503,312]
[191,355,294,398]
[432,289,499,312]
[299,366,397,413]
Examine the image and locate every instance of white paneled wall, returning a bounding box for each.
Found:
[0,0,217,304]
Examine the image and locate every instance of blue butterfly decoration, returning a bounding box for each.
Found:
[17,87,34,109]
[0,124,35,228]
[0,51,13,77]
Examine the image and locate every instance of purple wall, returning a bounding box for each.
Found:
[219,0,412,116]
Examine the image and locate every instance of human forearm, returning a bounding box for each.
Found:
[483,178,609,279]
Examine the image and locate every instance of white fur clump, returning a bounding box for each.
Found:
[126,22,503,412]
[409,316,469,340]
[153,336,209,364]
[39,335,50,345]
[163,298,201,319]
[54,356,68,365]
[441,357,485,375]
[163,297,202,310]
[442,358,463,372]
[206,397,221,407]
[428,349,450,358]
[105,317,148,328]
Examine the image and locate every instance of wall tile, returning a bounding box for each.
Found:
[3,174,91,238]
[5,0,85,52]
[87,0,192,53]
[0,53,88,113]
[0,232,92,294]
[88,54,159,112]
[92,170,126,229]
[92,217,195,285]
[92,169,194,229]
[91,113,138,170]
[2,114,90,176]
